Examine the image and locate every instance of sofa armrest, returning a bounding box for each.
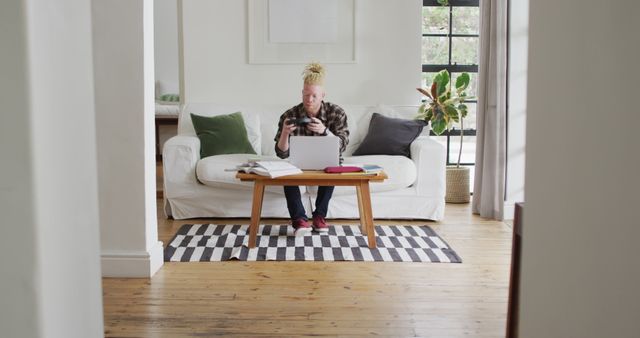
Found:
[162,135,201,189]
[410,136,446,197]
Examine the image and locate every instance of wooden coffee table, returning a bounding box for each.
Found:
[236,171,387,248]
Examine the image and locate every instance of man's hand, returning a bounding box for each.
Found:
[277,118,298,154]
[306,117,327,135]
[282,118,298,136]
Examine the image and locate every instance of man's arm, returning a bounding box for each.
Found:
[329,110,349,154]
[274,113,297,158]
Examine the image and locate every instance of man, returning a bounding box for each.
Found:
[274,62,349,235]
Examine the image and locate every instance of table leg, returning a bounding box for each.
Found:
[355,183,367,236]
[248,181,265,248]
[359,181,377,248]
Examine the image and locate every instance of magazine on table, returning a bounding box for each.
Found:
[230,159,302,178]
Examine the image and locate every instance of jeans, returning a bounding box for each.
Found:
[283,186,334,220]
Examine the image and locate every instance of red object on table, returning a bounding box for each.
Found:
[324,166,363,173]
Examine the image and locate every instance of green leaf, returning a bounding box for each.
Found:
[445,105,459,122]
[436,0,449,6]
[434,104,450,127]
[434,70,450,97]
[433,104,443,116]
[443,97,463,106]
[432,115,447,135]
[416,104,428,120]
[416,104,430,120]
[458,103,468,118]
[425,107,433,121]
[418,104,426,115]
[455,73,470,92]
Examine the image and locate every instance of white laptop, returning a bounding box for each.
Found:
[289,136,340,170]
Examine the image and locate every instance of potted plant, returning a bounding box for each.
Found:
[416,69,473,203]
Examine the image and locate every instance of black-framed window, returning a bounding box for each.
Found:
[422,0,479,166]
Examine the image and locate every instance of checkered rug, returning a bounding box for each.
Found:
[164,224,461,263]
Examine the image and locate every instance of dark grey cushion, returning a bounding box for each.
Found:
[353,113,427,157]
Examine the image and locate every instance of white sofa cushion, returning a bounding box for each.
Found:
[196,154,254,190]
[196,154,305,195]
[307,155,417,196]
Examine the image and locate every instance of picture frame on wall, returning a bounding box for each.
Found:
[247,0,357,64]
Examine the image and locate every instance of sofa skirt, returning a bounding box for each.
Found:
[165,186,443,221]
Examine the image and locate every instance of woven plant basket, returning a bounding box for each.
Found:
[446,166,470,203]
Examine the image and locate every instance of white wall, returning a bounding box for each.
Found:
[155,0,180,153]
[520,0,640,336]
[93,0,164,277]
[504,0,528,219]
[181,0,422,105]
[154,0,180,95]
[0,0,103,336]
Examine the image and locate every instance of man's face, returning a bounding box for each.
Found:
[302,84,325,115]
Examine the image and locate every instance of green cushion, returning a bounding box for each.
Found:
[159,93,180,102]
[190,112,256,158]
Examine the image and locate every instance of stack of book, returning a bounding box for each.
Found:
[358,164,384,174]
[234,160,302,178]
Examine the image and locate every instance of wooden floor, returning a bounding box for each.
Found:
[103,189,513,337]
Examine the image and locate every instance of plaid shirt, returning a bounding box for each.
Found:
[274,101,349,159]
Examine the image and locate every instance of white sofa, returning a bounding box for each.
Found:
[162,103,446,220]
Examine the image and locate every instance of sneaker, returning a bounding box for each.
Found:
[292,218,312,236]
[312,215,330,233]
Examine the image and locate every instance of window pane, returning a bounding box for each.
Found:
[422,36,449,64]
[421,72,439,89]
[451,37,478,64]
[448,135,476,165]
[452,7,479,34]
[422,6,449,34]
[451,72,478,99]
[460,102,477,130]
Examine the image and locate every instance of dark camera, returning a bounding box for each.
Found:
[286,117,313,126]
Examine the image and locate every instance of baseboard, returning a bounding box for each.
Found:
[101,241,164,278]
